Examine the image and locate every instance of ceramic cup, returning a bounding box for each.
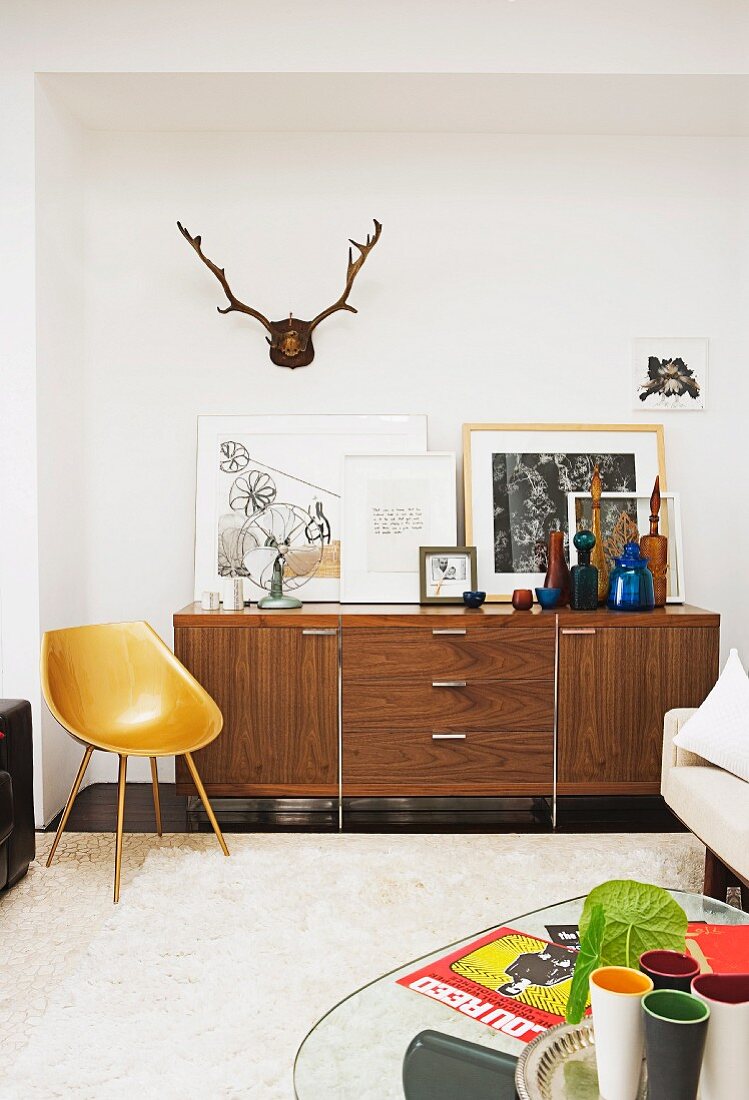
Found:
[692,972,749,1100]
[534,586,561,610]
[639,949,701,992]
[641,988,709,1100]
[511,589,533,611]
[200,590,220,611]
[590,966,653,1100]
[221,576,245,611]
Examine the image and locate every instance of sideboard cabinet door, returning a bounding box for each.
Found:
[557,625,719,794]
[175,626,338,796]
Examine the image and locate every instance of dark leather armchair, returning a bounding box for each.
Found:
[0,700,35,890]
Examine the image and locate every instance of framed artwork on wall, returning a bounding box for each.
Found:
[194,414,427,602]
[419,546,477,605]
[341,453,457,603]
[633,338,708,411]
[567,490,685,603]
[463,423,666,602]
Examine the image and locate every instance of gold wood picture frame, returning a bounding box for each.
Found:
[463,423,666,602]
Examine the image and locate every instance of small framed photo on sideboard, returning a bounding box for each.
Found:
[419,546,478,604]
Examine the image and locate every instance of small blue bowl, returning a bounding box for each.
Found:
[463,590,486,609]
[535,587,561,610]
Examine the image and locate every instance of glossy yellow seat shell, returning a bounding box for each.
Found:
[41,621,223,757]
[41,622,229,901]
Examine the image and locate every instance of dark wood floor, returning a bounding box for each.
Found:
[46,783,686,835]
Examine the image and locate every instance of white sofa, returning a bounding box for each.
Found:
[662,708,749,903]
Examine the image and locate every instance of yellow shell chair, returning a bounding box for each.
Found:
[41,621,229,902]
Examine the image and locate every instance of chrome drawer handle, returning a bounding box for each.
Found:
[561,628,596,635]
[432,680,467,688]
[432,733,467,740]
[301,628,338,636]
[432,628,467,635]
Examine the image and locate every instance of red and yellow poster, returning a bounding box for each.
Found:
[396,926,582,1045]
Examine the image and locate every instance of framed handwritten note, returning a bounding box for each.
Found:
[341,453,457,602]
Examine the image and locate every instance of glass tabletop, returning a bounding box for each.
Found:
[293,892,749,1099]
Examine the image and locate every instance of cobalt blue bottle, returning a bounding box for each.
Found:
[607,542,655,611]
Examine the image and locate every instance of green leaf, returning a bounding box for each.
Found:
[565,903,605,1025]
[580,880,688,968]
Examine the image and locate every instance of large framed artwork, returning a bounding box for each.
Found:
[463,423,666,602]
[194,414,427,601]
[341,452,457,603]
[567,490,685,603]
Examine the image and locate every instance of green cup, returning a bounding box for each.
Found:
[642,989,710,1100]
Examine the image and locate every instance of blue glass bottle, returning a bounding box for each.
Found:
[570,530,599,611]
[607,542,655,611]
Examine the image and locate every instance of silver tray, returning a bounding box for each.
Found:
[515,1021,647,1100]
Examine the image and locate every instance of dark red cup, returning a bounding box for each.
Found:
[511,589,533,611]
[639,949,701,992]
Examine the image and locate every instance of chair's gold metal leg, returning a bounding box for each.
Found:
[46,745,94,868]
[150,757,162,836]
[184,752,229,857]
[113,755,128,904]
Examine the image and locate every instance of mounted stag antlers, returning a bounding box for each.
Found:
[177,219,382,368]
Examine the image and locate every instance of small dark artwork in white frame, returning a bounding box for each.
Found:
[633,338,708,412]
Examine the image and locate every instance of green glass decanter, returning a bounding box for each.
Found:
[570,530,599,611]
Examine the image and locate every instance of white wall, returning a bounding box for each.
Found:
[2,0,748,816]
[35,82,87,812]
[79,128,749,780]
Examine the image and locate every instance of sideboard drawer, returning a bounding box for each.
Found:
[343,627,555,681]
[344,679,554,733]
[343,729,553,795]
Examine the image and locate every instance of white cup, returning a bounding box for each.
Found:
[590,966,653,1100]
[221,576,245,611]
[200,590,220,611]
[692,973,749,1100]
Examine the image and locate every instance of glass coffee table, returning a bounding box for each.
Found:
[294,892,749,1099]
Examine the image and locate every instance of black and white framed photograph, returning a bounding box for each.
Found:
[463,423,666,601]
[419,546,477,604]
[567,490,685,603]
[341,452,457,603]
[193,414,427,601]
[633,338,708,411]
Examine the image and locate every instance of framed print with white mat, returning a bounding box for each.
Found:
[194,414,427,601]
[567,490,684,603]
[341,452,457,603]
[464,423,665,602]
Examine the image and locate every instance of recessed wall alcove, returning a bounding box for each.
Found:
[33,71,749,822]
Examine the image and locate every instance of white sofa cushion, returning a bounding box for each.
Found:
[673,648,749,783]
[662,761,749,882]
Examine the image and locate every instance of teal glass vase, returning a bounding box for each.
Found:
[570,530,599,611]
[607,542,655,611]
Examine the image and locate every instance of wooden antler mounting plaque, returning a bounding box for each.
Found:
[177,220,382,369]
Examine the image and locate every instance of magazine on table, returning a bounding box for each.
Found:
[397,926,581,1044]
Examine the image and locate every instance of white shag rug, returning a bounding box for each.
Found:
[6,832,703,1100]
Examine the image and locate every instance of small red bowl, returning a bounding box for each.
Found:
[512,589,533,611]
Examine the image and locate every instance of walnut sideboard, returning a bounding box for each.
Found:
[173,603,719,824]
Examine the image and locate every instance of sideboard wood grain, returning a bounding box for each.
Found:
[173,602,720,807]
